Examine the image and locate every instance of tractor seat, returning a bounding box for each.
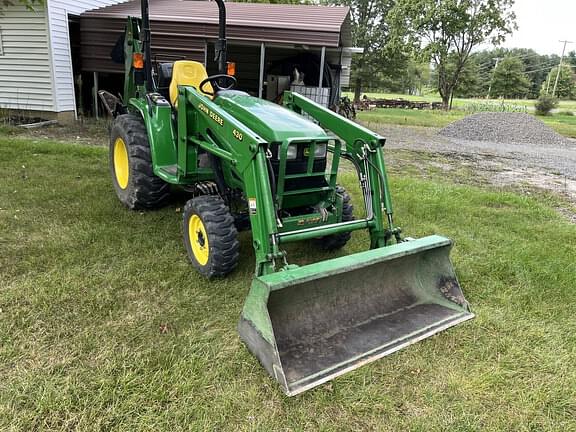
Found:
[157,62,173,100]
[169,60,214,107]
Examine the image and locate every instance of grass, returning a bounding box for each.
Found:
[355,107,576,138]
[1,137,576,431]
[346,91,576,137]
[358,108,464,129]
[346,91,576,111]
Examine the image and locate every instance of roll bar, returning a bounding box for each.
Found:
[140,0,228,90]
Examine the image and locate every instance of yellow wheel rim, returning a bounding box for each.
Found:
[113,137,129,189]
[189,214,209,265]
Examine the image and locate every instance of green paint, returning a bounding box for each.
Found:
[260,235,453,289]
[113,10,473,396]
[215,92,327,142]
[241,279,275,346]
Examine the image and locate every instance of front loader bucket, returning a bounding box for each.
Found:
[238,235,474,396]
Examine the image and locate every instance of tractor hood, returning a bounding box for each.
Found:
[215,91,328,143]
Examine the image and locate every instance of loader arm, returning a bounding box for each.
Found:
[177,86,286,276]
[283,91,400,247]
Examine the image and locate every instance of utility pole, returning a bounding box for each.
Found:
[487,57,502,98]
[553,40,573,97]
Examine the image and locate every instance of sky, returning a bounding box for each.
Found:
[500,0,576,55]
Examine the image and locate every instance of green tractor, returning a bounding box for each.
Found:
[99,0,474,396]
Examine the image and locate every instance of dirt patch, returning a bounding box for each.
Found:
[1,118,109,146]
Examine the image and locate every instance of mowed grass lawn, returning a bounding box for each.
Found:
[346,91,576,112]
[345,91,576,138]
[1,137,576,431]
[356,108,576,138]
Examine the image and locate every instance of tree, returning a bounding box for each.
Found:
[391,0,516,109]
[565,51,576,68]
[469,48,559,98]
[489,56,530,98]
[451,55,481,97]
[328,0,407,100]
[545,65,575,99]
[400,60,431,95]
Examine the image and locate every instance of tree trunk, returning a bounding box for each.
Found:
[354,76,362,103]
[441,93,450,110]
[437,64,450,110]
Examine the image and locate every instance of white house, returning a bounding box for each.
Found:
[0,0,125,121]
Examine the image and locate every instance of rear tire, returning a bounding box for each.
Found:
[183,195,240,278]
[315,186,354,251]
[109,113,170,209]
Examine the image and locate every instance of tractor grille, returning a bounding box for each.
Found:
[270,142,328,191]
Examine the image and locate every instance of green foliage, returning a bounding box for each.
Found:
[490,56,531,98]
[390,0,517,108]
[463,100,528,114]
[471,48,558,99]
[450,55,481,98]
[325,0,408,99]
[388,59,431,95]
[535,94,559,116]
[544,65,576,99]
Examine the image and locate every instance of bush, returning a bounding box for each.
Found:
[558,110,575,116]
[535,95,559,116]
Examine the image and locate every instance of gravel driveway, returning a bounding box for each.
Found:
[369,124,576,221]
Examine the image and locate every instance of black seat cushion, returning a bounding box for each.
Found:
[157,63,173,100]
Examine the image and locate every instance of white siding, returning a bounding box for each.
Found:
[340,51,352,88]
[47,0,127,114]
[0,6,54,111]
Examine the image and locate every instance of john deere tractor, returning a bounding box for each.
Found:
[99,0,473,396]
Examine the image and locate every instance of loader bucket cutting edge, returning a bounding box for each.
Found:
[238,235,474,396]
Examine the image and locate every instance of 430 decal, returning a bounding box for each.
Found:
[232,129,243,141]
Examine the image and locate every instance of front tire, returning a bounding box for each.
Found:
[183,195,240,278]
[109,113,170,209]
[315,186,354,251]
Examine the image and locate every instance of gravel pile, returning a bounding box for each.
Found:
[439,112,570,146]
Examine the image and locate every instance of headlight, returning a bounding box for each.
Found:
[286,144,298,160]
[314,143,327,158]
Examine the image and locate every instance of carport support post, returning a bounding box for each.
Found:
[258,42,266,99]
[318,46,326,89]
[93,72,99,119]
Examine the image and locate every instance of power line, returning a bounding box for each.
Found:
[524,63,576,75]
[474,51,553,68]
[553,40,573,96]
[476,57,559,74]
[487,57,502,98]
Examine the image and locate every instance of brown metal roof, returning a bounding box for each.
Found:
[83,0,351,41]
[80,0,351,73]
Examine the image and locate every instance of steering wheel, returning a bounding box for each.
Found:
[199,74,237,96]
